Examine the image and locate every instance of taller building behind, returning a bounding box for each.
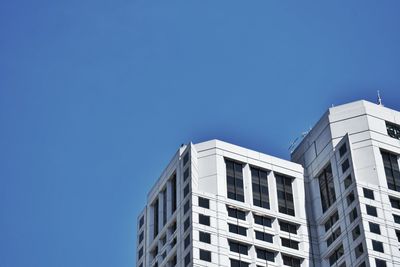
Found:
[137,100,400,267]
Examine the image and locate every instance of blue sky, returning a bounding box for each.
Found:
[1,1,400,266]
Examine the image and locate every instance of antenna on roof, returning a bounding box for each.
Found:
[288,130,310,153]
[377,90,383,106]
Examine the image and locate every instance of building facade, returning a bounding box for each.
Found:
[137,100,400,267]
[292,100,400,267]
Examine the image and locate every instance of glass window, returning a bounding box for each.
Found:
[228,223,247,236]
[369,222,381,234]
[198,197,209,209]
[349,207,358,223]
[346,191,355,206]
[386,121,400,140]
[227,207,246,220]
[184,199,190,214]
[199,214,210,226]
[255,231,273,243]
[226,160,244,202]
[325,211,339,232]
[251,166,270,209]
[342,159,350,173]
[352,225,361,241]
[344,175,352,189]
[279,220,298,234]
[230,259,249,267]
[318,164,336,213]
[327,227,341,247]
[372,240,384,252]
[184,234,190,248]
[171,174,177,213]
[281,237,299,250]
[375,259,387,267]
[183,153,189,166]
[199,249,211,262]
[184,252,190,266]
[328,244,344,266]
[381,150,400,192]
[282,254,302,267]
[390,196,400,209]
[153,199,159,238]
[229,240,249,255]
[339,143,347,157]
[366,205,378,217]
[255,247,275,262]
[276,174,295,216]
[394,214,400,224]
[355,243,363,258]
[254,214,272,227]
[184,217,190,231]
[363,188,374,200]
[199,231,211,243]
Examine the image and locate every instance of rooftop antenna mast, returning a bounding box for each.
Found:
[377,90,383,106]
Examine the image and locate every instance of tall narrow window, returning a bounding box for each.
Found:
[276,174,295,216]
[318,164,336,213]
[226,160,244,202]
[251,167,270,209]
[162,188,167,226]
[171,175,177,213]
[153,199,159,238]
[381,150,400,192]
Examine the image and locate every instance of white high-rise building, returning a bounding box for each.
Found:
[292,100,400,267]
[136,100,400,267]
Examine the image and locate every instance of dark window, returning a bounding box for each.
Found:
[254,214,272,227]
[342,159,350,173]
[183,153,189,166]
[382,150,400,192]
[372,240,384,252]
[251,167,270,209]
[199,214,210,226]
[386,121,400,140]
[281,237,299,250]
[169,255,177,266]
[171,175,177,213]
[139,231,144,243]
[396,230,400,242]
[169,221,177,234]
[394,214,400,224]
[363,188,374,199]
[228,223,247,236]
[229,240,248,255]
[184,199,190,214]
[184,234,190,248]
[339,143,347,157]
[276,174,295,216]
[357,262,366,267]
[230,259,249,267]
[390,196,400,209]
[256,247,275,262]
[199,249,211,262]
[328,244,344,266]
[198,197,209,209]
[255,231,273,243]
[349,207,358,223]
[344,175,352,189]
[282,255,302,267]
[352,225,361,241]
[139,216,144,228]
[318,164,336,213]
[325,211,339,232]
[199,231,211,243]
[153,199,159,238]
[327,227,341,247]
[369,222,381,234]
[184,252,190,266]
[226,160,244,202]
[346,191,355,206]
[138,247,143,259]
[366,205,378,217]
[279,220,298,234]
[184,217,190,231]
[355,243,364,258]
[227,207,246,220]
[183,168,189,182]
[375,259,387,267]
[183,184,189,197]
[162,188,167,225]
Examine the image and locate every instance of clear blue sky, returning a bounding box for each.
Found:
[1,1,400,266]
